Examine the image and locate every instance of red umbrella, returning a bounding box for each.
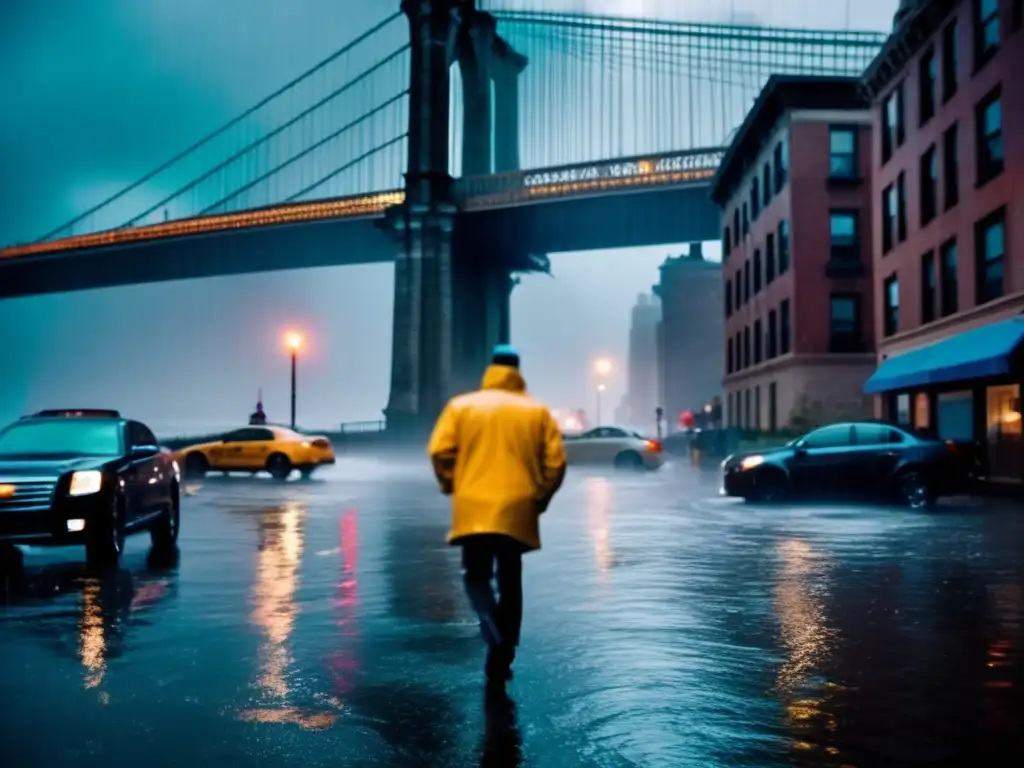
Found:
[679,410,695,428]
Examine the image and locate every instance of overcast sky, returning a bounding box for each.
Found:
[0,0,894,435]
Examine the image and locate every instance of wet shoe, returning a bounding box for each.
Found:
[486,646,514,683]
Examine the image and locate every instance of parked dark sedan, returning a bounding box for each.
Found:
[0,410,180,565]
[721,421,980,509]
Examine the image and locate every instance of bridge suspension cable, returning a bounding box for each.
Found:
[39,10,407,241]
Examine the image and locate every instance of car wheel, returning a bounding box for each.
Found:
[299,465,316,479]
[614,451,644,471]
[86,493,125,568]
[900,470,934,510]
[150,485,180,550]
[266,453,292,480]
[185,452,208,479]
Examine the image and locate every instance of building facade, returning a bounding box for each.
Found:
[863,0,1023,479]
[653,243,723,430]
[627,292,661,429]
[711,75,878,433]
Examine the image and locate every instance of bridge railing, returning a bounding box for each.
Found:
[455,148,725,211]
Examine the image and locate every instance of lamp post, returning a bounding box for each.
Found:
[593,357,612,426]
[284,332,303,430]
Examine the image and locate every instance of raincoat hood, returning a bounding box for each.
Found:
[480,364,526,393]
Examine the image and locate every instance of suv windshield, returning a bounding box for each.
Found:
[0,419,123,457]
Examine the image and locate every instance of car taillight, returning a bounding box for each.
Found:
[945,440,958,453]
[646,439,663,453]
[313,438,330,449]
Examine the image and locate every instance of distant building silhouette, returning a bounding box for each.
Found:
[654,243,724,432]
[628,292,661,430]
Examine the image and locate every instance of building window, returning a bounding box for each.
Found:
[975,0,1000,67]
[976,86,1003,185]
[921,251,936,324]
[768,382,778,432]
[829,126,857,177]
[896,172,907,242]
[882,82,905,163]
[882,183,897,254]
[723,227,731,257]
[919,46,936,125]
[733,209,740,243]
[743,326,751,368]
[919,145,938,226]
[829,294,861,352]
[768,309,778,358]
[940,238,958,316]
[743,259,751,302]
[742,202,749,236]
[744,389,751,429]
[774,139,788,192]
[725,278,732,317]
[754,387,761,431]
[765,233,776,284]
[976,207,1006,305]
[754,319,763,364]
[762,162,772,207]
[727,337,734,374]
[1014,0,1022,31]
[829,210,859,260]
[734,275,742,309]
[780,299,791,354]
[943,122,959,210]
[750,178,760,221]
[753,249,762,294]
[883,274,899,337]
[942,18,959,102]
[777,220,790,274]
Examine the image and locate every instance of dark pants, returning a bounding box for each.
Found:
[461,534,524,668]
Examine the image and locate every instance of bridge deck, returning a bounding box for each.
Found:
[0,149,723,261]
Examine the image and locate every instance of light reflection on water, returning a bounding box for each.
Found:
[585,476,614,579]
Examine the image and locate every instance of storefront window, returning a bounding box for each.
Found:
[896,393,911,425]
[937,391,973,441]
[986,384,1021,438]
[914,393,930,429]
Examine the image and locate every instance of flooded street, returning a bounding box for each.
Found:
[1,457,1023,767]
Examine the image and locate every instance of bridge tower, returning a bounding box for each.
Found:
[386,0,529,436]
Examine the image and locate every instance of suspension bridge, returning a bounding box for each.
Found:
[0,1,886,431]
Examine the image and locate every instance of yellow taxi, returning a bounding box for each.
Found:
[176,425,336,480]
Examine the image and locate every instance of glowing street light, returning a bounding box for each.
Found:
[593,357,613,378]
[283,331,304,429]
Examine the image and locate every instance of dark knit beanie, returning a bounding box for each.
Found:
[491,344,520,368]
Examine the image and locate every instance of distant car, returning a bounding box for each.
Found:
[176,425,336,480]
[0,410,180,566]
[563,426,664,470]
[720,421,981,509]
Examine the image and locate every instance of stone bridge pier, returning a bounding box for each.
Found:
[385,1,534,437]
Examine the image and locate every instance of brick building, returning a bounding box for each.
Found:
[653,244,722,430]
[862,0,1023,479]
[711,75,877,432]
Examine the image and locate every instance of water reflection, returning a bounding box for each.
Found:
[250,501,306,699]
[585,477,614,578]
[773,538,841,758]
[479,688,522,768]
[0,550,177,699]
[328,509,361,695]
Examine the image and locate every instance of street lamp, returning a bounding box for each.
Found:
[593,357,613,378]
[597,383,607,425]
[284,332,303,430]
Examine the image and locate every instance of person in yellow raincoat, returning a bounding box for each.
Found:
[427,344,567,685]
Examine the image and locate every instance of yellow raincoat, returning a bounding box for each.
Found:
[427,364,567,551]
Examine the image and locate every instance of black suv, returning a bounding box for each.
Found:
[0,410,180,565]
[721,421,982,509]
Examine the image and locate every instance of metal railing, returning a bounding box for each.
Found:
[455,148,725,210]
[338,420,387,434]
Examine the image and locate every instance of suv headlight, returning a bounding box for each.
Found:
[69,470,103,496]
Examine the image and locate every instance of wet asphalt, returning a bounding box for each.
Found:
[1,456,1022,767]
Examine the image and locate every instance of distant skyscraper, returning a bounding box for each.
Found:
[654,243,724,431]
[627,292,661,429]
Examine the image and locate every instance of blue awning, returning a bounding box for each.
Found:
[864,317,1024,394]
